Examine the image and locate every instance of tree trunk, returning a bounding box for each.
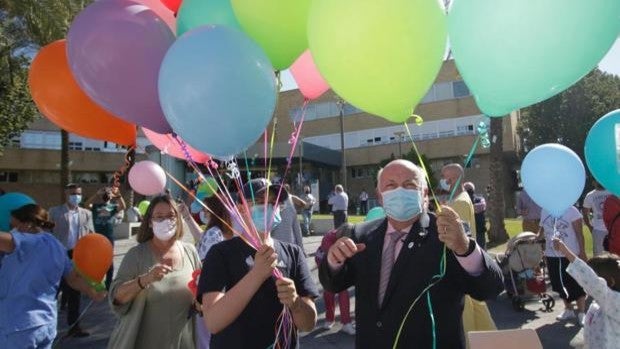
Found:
[487,117,509,244]
[59,129,71,202]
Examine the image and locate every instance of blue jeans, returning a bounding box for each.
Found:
[301,210,313,235]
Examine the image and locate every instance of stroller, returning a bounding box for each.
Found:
[496,232,555,312]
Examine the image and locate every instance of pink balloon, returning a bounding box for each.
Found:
[143,128,211,163]
[134,0,177,33]
[129,160,167,196]
[290,50,330,100]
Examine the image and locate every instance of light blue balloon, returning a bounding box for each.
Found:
[191,191,207,214]
[177,0,241,37]
[159,25,277,159]
[0,193,36,231]
[585,109,620,196]
[521,144,585,218]
[364,206,386,222]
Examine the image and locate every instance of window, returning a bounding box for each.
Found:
[434,82,453,101]
[456,124,474,135]
[0,171,18,182]
[453,80,470,98]
[69,142,83,150]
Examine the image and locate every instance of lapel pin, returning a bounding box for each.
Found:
[408,242,414,249]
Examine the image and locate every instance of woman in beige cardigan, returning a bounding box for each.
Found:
[108,195,201,349]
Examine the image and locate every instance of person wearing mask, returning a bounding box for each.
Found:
[0,204,106,348]
[48,183,95,337]
[329,184,349,230]
[359,189,369,216]
[516,189,542,233]
[464,182,487,249]
[108,195,201,349]
[301,186,316,236]
[198,178,318,349]
[271,184,305,251]
[319,160,503,349]
[85,186,126,290]
[439,164,477,241]
[583,181,611,256]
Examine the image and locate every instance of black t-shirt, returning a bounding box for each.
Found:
[197,237,319,349]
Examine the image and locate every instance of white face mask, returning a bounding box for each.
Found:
[152,219,177,241]
[439,178,451,192]
[199,211,209,225]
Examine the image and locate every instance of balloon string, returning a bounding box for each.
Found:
[112,145,135,188]
[403,122,442,212]
[267,117,278,181]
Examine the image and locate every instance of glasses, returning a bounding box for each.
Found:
[152,215,177,223]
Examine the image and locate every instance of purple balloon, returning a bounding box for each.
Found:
[67,0,175,133]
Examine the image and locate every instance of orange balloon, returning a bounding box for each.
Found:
[28,40,136,146]
[73,234,114,283]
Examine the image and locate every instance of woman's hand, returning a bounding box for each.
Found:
[145,264,174,284]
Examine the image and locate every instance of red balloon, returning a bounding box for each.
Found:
[73,234,113,284]
[160,0,183,12]
[142,127,211,163]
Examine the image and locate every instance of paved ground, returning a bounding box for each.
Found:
[54,233,585,349]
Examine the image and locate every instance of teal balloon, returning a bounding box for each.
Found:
[448,0,620,117]
[159,25,277,159]
[0,193,35,231]
[364,206,386,222]
[177,0,241,37]
[197,177,218,198]
[585,109,620,196]
[521,144,585,218]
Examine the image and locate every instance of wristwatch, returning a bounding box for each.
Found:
[454,238,477,257]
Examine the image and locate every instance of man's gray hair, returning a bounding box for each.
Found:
[376,160,427,190]
[335,184,344,192]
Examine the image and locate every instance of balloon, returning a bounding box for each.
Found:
[232,0,311,70]
[142,128,211,163]
[197,177,218,198]
[308,0,447,123]
[364,206,386,222]
[28,40,136,147]
[161,0,182,12]
[67,0,175,133]
[521,144,585,218]
[73,234,113,289]
[448,0,620,117]
[177,0,241,37]
[138,200,151,216]
[128,161,167,196]
[135,0,177,31]
[0,193,35,231]
[159,25,277,159]
[290,50,330,100]
[585,109,620,196]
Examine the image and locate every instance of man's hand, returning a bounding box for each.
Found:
[275,277,298,308]
[436,205,470,255]
[327,237,366,266]
[251,245,277,281]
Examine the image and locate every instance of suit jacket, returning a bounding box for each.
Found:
[319,214,503,349]
[48,204,94,250]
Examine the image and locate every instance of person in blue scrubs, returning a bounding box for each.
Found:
[0,204,106,349]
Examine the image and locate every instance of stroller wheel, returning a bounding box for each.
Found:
[512,296,525,312]
[541,294,555,312]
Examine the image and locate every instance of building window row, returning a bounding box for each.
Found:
[16,130,148,153]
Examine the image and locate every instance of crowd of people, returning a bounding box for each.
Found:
[0,159,619,349]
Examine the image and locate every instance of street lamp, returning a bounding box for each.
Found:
[336,98,347,190]
[393,131,406,158]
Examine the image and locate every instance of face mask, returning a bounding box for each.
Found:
[68,194,82,206]
[152,219,177,241]
[199,211,209,225]
[250,204,281,232]
[381,187,423,222]
[439,178,451,192]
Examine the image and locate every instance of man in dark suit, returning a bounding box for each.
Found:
[319,159,503,349]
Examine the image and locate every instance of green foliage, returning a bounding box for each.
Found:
[519,69,620,162]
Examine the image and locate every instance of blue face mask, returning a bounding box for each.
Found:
[68,194,82,206]
[381,187,423,222]
[439,178,451,192]
[250,204,282,232]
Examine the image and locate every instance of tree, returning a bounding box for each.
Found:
[519,69,620,162]
[487,117,509,243]
[378,150,437,192]
[1,0,93,200]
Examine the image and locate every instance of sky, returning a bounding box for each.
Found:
[281,38,620,91]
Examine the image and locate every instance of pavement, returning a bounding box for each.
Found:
[54,233,585,349]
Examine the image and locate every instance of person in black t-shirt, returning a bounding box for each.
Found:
[197,178,319,349]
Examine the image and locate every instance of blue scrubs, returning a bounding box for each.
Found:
[0,232,73,348]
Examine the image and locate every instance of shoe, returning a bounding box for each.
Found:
[68,327,90,338]
[341,323,356,335]
[322,321,334,330]
[556,309,576,321]
[578,312,586,326]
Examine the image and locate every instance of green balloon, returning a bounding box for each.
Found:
[308,0,447,123]
[448,0,620,117]
[364,207,386,222]
[231,0,311,70]
[197,177,218,198]
[138,200,150,216]
[177,0,241,37]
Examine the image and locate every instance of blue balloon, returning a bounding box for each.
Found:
[191,191,207,214]
[159,25,277,159]
[0,193,36,231]
[521,144,585,218]
[585,109,620,196]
